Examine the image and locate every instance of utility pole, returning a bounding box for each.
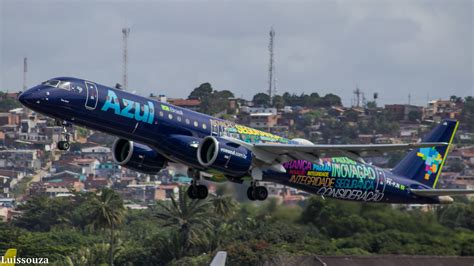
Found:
[122,28,130,90]
[268,28,275,106]
[23,57,28,90]
[353,86,361,108]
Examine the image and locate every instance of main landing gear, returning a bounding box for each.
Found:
[187,169,208,200]
[247,182,268,201]
[56,120,71,151]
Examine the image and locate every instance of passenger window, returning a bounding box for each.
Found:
[185,118,190,124]
[194,121,198,127]
[168,114,173,120]
[159,111,164,117]
[202,124,207,129]
[177,116,182,122]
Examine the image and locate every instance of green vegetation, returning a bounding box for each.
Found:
[1,187,473,265]
[188,83,234,115]
[461,96,474,132]
[11,176,32,198]
[76,127,89,139]
[281,92,342,107]
[0,92,21,112]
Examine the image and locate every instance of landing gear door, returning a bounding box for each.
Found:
[85,81,98,110]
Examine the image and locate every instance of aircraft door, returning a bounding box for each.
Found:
[85,81,98,110]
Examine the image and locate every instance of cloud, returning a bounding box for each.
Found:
[1,0,472,106]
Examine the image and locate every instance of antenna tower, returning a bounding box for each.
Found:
[122,28,130,90]
[268,28,275,106]
[23,57,28,90]
[353,86,362,107]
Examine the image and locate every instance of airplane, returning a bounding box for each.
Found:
[18,77,474,204]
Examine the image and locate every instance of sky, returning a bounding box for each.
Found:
[0,0,472,106]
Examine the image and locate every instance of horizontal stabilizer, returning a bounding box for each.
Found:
[411,189,474,197]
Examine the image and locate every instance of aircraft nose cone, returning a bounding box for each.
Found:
[18,89,38,107]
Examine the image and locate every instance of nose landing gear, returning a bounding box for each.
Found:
[57,140,70,151]
[56,120,72,151]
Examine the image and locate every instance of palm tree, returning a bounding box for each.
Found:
[155,186,212,255]
[210,185,237,219]
[204,185,238,252]
[86,188,125,266]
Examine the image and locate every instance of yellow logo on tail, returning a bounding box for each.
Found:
[1,249,17,266]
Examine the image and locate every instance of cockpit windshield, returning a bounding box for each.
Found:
[41,78,83,93]
[58,81,71,90]
[41,79,60,87]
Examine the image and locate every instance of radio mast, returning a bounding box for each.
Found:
[268,28,275,106]
[122,28,130,90]
[23,57,28,90]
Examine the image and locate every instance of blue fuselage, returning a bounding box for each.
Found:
[19,77,440,204]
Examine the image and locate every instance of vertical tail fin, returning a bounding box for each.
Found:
[392,120,459,188]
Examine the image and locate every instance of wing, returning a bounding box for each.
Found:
[255,142,448,160]
[210,251,227,266]
[223,136,448,165]
[411,189,474,197]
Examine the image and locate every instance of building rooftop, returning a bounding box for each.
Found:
[168,98,201,107]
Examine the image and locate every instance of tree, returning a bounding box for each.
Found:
[155,187,213,255]
[345,109,359,122]
[366,101,377,109]
[321,93,342,107]
[450,95,463,103]
[13,196,71,231]
[216,90,234,99]
[0,92,21,112]
[408,110,421,122]
[188,83,213,100]
[210,185,237,219]
[272,95,285,109]
[188,83,234,115]
[86,188,125,266]
[253,93,271,107]
[461,96,474,131]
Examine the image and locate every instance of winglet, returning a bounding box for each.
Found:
[1,248,17,266]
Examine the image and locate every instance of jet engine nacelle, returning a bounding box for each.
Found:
[112,138,166,174]
[197,136,253,177]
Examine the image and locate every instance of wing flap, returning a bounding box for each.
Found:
[411,189,474,197]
